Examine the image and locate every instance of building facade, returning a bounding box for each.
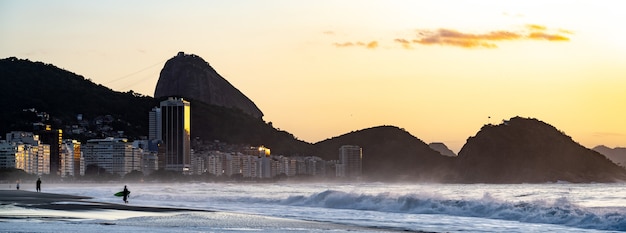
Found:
[3,131,50,175]
[338,145,362,178]
[38,127,62,175]
[159,97,191,173]
[60,139,83,177]
[82,137,139,176]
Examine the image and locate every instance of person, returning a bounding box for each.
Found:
[16,181,20,190]
[36,178,41,192]
[122,185,130,203]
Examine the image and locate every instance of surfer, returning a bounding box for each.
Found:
[36,178,41,192]
[122,185,130,203]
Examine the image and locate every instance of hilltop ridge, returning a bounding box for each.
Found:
[456,117,626,183]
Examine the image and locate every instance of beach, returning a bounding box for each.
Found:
[0,189,404,232]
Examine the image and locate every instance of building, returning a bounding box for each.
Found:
[38,127,62,175]
[133,140,158,175]
[0,141,22,169]
[60,139,83,177]
[82,137,139,176]
[159,97,191,173]
[338,145,362,178]
[4,131,50,175]
[148,107,162,141]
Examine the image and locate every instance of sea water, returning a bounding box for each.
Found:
[2,182,626,232]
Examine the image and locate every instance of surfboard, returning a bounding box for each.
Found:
[114,191,130,197]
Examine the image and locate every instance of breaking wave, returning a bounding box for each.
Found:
[256,190,626,231]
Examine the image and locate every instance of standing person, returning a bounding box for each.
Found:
[122,185,130,203]
[16,181,20,190]
[36,178,41,192]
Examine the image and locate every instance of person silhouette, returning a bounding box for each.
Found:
[122,185,130,203]
[36,178,41,192]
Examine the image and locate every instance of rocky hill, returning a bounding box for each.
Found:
[429,142,457,157]
[154,52,263,118]
[314,126,456,181]
[593,145,626,168]
[456,117,626,183]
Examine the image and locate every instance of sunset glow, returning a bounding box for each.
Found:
[1,0,624,152]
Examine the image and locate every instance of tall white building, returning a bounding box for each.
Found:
[82,138,139,176]
[338,145,362,178]
[206,152,224,176]
[60,139,82,177]
[0,142,22,169]
[4,131,50,175]
[159,97,191,173]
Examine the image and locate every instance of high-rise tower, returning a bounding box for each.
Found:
[338,145,362,178]
[159,97,191,173]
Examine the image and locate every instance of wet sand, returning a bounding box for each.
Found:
[0,190,208,212]
[0,190,412,232]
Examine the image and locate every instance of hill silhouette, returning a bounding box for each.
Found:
[0,57,156,140]
[155,52,263,118]
[456,117,626,183]
[314,126,456,181]
[593,145,626,168]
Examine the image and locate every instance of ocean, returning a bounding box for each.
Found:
[2,182,626,232]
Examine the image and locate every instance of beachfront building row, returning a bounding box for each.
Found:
[190,145,361,179]
[0,131,158,177]
[1,131,362,179]
[0,132,50,175]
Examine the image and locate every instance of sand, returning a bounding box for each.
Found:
[0,190,208,212]
[0,190,408,232]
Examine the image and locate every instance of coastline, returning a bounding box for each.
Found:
[0,190,209,213]
[0,190,409,232]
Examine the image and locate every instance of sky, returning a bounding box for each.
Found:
[1,0,625,153]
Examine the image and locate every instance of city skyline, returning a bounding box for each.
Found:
[1,1,625,152]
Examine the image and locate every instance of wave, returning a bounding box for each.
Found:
[254,190,626,231]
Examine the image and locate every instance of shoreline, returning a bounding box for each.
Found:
[0,190,411,232]
[0,190,210,212]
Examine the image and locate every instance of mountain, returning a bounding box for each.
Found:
[313,126,456,181]
[154,52,263,118]
[429,142,457,157]
[0,57,157,140]
[593,145,626,168]
[0,57,309,156]
[456,117,626,183]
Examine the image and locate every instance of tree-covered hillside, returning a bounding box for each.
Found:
[0,57,157,139]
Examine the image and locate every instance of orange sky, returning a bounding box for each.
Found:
[1,1,624,152]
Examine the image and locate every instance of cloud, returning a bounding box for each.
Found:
[412,29,522,48]
[410,25,571,48]
[334,41,378,49]
[526,24,547,31]
[528,32,570,41]
[333,24,571,50]
[394,38,412,49]
[333,42,354,47]
[366,41,378,49]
